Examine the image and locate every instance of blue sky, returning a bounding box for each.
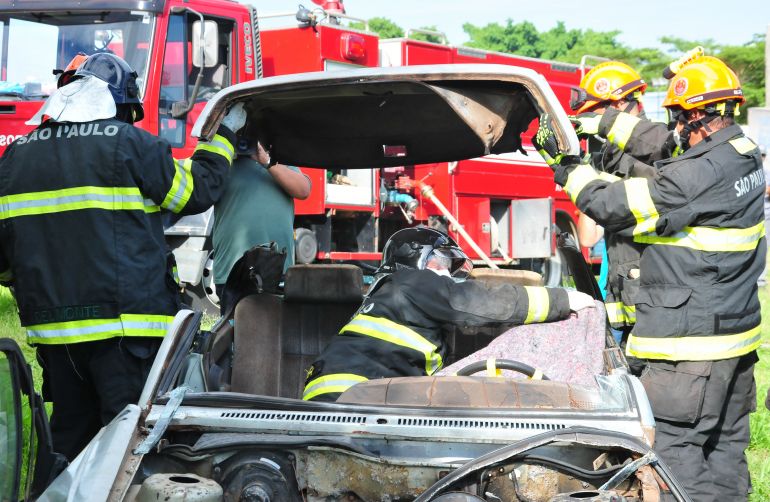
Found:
[261,1,769,50]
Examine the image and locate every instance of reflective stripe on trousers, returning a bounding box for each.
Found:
[303,373,368,400]
[339,314,443,375]
[27,313,174,344]
[626,325,761,361]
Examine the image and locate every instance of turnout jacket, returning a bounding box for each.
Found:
[588,109,671,328]
[556,124,764,361]
[0,119,236,344]
[303,269,570,401]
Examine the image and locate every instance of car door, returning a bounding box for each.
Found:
[0,338,64,501]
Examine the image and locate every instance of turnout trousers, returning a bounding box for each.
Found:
[36,337,160,461]
[641,352,757,502]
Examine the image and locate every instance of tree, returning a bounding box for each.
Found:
[461,20,765,122]
[409,25,447,44]
[349,17,403,39]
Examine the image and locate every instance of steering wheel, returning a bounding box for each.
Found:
[455,358,550,380]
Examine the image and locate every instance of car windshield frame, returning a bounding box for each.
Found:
[0,10,155,100]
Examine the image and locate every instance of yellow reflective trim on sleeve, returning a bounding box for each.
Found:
[728,137,757,155]
[605,301,636,326]
[161,158,194,213]
[626,326,761,361]
[606,112,641,151]
[634,222,764,252]
[597,172,621,183]
[529,368,544,380]
[0,268,12,282]
[195,134,235,163]
[341,314,443,374]
[625,178,659,235]
[0,186,152,220]
[26,313,173,345]
[302,373,369,401]
[564,164,604,201]
[523,286,550,324]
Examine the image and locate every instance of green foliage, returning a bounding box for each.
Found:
[462,20,766,122]
[409,25,446,44]
[349,16,403,39]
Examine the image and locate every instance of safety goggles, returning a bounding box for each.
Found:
[569,87,603,112]
[428,247,473,279]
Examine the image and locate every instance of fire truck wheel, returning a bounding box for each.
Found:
[295,227,318,264]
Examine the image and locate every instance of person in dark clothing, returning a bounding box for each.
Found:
[557,61,674,342]
[0,53,246,461]
[303,227,595,402]
[535,55,761,502]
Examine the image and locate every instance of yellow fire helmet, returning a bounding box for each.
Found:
[570,61,647,113]
[662,55,744,111]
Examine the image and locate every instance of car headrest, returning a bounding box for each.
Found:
[284,264,364,303]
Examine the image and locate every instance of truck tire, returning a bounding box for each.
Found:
[295,227,317,264]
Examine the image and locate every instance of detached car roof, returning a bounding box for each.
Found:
[192,63,580,169]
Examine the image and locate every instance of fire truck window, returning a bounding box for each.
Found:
[159,14,233,147]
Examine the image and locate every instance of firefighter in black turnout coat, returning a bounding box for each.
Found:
[562,61,673,335]
[0,53,246,460]
[303,227,595,402]
[535,55,762,502]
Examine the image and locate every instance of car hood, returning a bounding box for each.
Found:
[192,64,580,169]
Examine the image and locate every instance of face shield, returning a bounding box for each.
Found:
[26,75,116,126]
[427,247,473,280]
[569,87,603,112]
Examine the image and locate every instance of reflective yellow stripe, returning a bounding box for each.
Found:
[303,373,368,401]
[626,326,761,361]
[606,113,641,151]
[597,171,621,183]
[161,158,194,213]
[340,314,443,374]
[530,368,544,380]
[634,222,764,252]
[0,268,12,282]
[625,178,659,235]
[27,313,173,344]
[195,134,235,163]
[0,186,155,220]
[524,286,549,324]
[728,137,757,155]
[564,164,603,200]
[605,301,636,325]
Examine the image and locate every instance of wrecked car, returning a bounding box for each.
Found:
[1,64,690,501]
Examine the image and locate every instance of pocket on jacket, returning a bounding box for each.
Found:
[640,360,712,423]
[619,276,641,306]
[635,285,691,337]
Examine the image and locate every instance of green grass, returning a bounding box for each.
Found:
[2,285,770,496]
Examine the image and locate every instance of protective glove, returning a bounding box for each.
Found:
[569,112,601,137]
[532,113,564,168]
[567,291,596,312]
[222,102,247,133]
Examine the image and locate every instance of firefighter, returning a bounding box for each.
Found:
[549,61,673,345]
[0,53,247,461]
[535,55,762,501]
[303,227,596,402]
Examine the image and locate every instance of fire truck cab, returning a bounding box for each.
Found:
[0,0,586,313]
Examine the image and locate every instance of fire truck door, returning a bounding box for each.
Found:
[161,10,236,306]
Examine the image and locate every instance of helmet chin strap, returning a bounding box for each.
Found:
[678,114,719,151]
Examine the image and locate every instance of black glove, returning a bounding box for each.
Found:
[532,113,564,168]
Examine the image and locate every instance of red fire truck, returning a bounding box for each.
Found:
[0,0,584,310]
